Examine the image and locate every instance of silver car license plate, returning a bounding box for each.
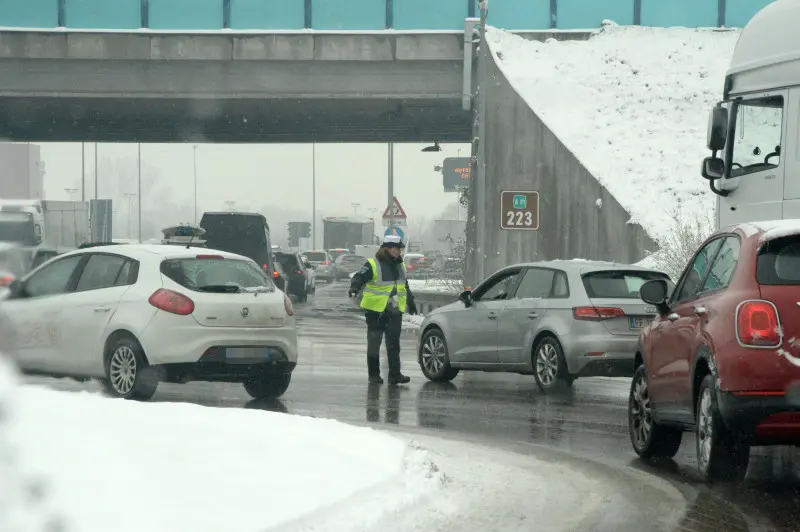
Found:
[629,317,652,330]
[226,347,271,361]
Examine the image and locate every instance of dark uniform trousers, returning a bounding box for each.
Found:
[365,308,403,377]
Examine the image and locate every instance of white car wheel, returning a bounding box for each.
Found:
[103,336,158,401]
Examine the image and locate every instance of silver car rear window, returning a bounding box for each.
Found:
[582,270,669,299]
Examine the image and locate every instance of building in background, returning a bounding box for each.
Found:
[0,143,44,199]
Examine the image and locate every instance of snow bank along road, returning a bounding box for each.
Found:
[1,345,678,532]
[487,24,740,241]
[15,283,800,531]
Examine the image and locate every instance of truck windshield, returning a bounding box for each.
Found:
[0,212,35,245]
[729,95,783,178]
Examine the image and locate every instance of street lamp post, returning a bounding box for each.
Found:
[124,192,136,239]
[309,143,316,250]
[193,145,198,225]
[387,143,394,231]
[80,143,85,202]
[94,143,99,200]
[351,203,360,217]
[137,143,142,243]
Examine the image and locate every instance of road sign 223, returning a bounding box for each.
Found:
[501,191,539,230]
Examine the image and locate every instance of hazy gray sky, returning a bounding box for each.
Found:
[40,142,470,223]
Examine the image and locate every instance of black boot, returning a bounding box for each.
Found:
[388,373,410,385]
[386,345,410,385]
[367,356,383,384]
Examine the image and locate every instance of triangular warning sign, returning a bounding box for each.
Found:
[382,196,407,219]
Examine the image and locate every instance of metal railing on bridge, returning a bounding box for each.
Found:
[0,0,772,32]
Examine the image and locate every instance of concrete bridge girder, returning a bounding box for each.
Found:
[0,31,474,143]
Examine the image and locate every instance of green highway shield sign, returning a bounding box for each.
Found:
[512,195,527,209]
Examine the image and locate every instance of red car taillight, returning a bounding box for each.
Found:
[273,270,279,278]
[284,293,294,316]
[0,275,13,287]
[572,306,625,320]
[737,300,781,347]
[323,260,330,265]
[148,288,195,315]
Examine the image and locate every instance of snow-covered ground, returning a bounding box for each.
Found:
[487,24,741,240]
[0,356,442,532]
[0,354,643,531]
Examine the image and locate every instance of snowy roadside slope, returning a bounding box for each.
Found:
[486,25,740,240]
[0,357,444,532]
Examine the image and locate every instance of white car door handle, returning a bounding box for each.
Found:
[94,306,111,312]
[488,312,498,320]
[694,306,707,316]
[528,312,539,319]
[667,313,679,321]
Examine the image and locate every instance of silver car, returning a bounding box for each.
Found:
[416,260,669,391]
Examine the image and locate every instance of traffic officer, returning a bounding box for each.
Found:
[348,235,417,385]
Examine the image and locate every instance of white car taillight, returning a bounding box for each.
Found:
[284,293,294,316]
[736,299,782,347]
[148,288,195,315]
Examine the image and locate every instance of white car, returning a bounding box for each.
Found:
[0,244,298,401]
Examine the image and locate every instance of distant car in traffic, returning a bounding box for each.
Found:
[631,221,800,482]
[327,248,350,264]
[274,251,314,302]
[0,244,298,401]
[403,253,430,279]
[416,260,669,391]
[431,256,463,280]
[333,254,368,282]
[302,250,333,283]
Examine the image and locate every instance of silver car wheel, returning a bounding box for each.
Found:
[535,343,560,385]
[421,334,446,375]
[109,345,137,395]
[630,373,652,447]
[697,388,714,469]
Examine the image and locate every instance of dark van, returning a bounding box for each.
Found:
[199,212,275,278]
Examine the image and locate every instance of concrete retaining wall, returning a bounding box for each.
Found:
[466,42,656,285]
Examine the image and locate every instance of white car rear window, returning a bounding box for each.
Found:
[161,258,274,293]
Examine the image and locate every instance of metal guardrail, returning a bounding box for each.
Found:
[413,290,460,314]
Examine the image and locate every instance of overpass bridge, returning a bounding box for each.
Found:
[0,30,481,143]
[0,0,772,143]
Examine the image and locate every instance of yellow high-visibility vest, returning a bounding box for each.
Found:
[360,257,408,313]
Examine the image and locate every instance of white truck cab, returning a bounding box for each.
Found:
[702,0,800,228]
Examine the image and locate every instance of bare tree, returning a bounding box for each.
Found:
[645,205,715,280]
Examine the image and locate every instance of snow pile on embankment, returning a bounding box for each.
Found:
[487,24,741,240]
[0,355,444,532]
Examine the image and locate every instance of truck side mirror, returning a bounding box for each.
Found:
[701,157,725,180]
[707,106,728,151]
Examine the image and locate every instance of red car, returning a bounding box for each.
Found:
[630,221,800,481]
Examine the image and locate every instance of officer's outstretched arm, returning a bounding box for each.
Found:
[349,261,373,294]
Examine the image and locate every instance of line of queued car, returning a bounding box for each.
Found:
[415,220,800,481]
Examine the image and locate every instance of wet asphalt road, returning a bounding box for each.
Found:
[30,282,800,531]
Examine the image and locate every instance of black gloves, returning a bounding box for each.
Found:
[408,303,418,315]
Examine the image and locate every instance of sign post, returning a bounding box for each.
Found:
[382,196,408,227]
[500,191,540,230]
